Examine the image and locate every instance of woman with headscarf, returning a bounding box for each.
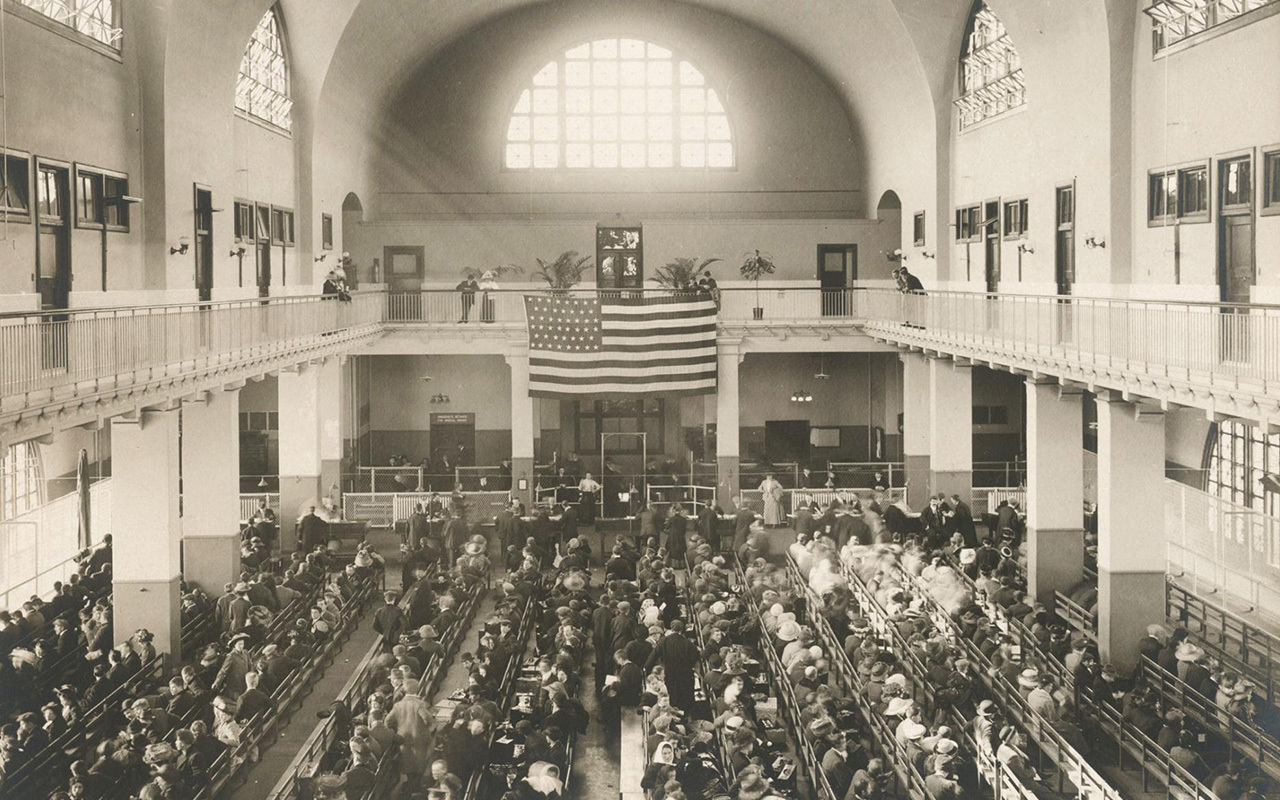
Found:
[479,270,499,322]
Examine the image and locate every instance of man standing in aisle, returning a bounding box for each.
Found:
[578,472,602,525]
[645,619,699,715]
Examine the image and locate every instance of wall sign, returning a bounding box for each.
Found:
[430,412,475,426]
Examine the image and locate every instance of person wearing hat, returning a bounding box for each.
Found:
[644,618,699,715]
[214,633,253,697]
[821,730,858,797]
[1174,640,1207,682]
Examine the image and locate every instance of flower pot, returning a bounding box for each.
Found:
[753,307,764,320]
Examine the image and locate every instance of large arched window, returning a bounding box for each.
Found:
[1207,420,1280,518]
[235,6,293,131]
[954,1,1026,130]
[503,38,734,170]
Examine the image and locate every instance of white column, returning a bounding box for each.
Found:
[112,410,183,663]
[901,352,931,507]
[1096,391,1166,670]
[508,346,535,507]
[181,389,242,596]
[1025,379,1084,604]
[928,358,972,501]
[716,339,741,505]
[278,364,322,550]
[317,358,343,506]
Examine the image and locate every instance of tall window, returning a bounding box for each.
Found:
[0,152,31,219]
[1207,420,1280,518]
[1148,163,1209,225]
[14,0,121,49]
[235,7,293,131]
[954,1,1026,130]
[1,442,42,520]
[576,399,664,453]
[504,38,734,170]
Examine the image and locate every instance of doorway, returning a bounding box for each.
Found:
[1218,155,1254,361]
[764,420,811,465]
[1054,183,1076,343]
[385,245,426,319]
[817,244,857,316]
[983,199,1001,293]
[255,204,272,298]
[35,161,71,312]
[194,186,214,303]
[36,160,71,370]
[430,412,475,490]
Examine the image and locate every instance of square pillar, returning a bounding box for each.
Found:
[901,353,931,508]
[181,389,242,595]
[716,340,742,505]
[1025,380,1085,605]
[508,347,535,508]
[929,358,972,501]
[278,365,322,550]
[112,410,183,664]
[1096,392,1167,671]
[318,358,344,505]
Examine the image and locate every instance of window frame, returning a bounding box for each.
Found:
[255,203,273,243]
[5,0,123,60]
[321,213,334,250]
[502,38,736,172]
[1002,197,1028,240]
[234,199,256,243]
[1176,161,1210,223]
[955,204,982,243]
[0,149,33,222]
[73,164,129,232]
[1218,152,1253,214]
[1148,168,1178,226]
[1262,144,1280,217]
[575,398,665,454]
[270,205,286,246]
[234,5,293,133]
[912,211,926,247]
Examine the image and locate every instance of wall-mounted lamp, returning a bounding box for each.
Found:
[315,254,327,263]
[886,248,905,263]
[430,393,451,404]
[230,246,246,258]
[921,251,936,260]
[1085,236,1107,249]
[170,236,190,256]
[1017,242,1035,255]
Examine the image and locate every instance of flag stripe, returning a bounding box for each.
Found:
[524,293,717,398]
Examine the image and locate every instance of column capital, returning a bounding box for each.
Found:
[505,344,530,366]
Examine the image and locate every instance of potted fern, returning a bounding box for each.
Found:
[532,250,594,293]
[740,249,776,319]
[652,257,721,292]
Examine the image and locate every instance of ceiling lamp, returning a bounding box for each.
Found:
[789,390,813,403]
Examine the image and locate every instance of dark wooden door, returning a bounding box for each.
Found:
[255,205,272,298]
[984,200,1001,293]
[35,163,71,311]
[1054,185,1075,296]
[1218,156,1254,361]
[818,244,856,316]
[194,187,214,302]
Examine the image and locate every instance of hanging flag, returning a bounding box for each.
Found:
[524,293,718,397]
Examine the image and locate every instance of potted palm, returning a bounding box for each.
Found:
[740,249,776,319]
[652,257,721,292]
[531,250,593,293]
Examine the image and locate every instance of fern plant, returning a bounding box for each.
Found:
[531,251,594,291]
[652,257,721,292]
[740,249,777,316]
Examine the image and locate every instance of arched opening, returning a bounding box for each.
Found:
[875,190,904,284]
[341,192,367,283]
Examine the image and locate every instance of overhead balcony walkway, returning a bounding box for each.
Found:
[0,293,384,443]
[858,289,1280,425]
[4,286,1278,441]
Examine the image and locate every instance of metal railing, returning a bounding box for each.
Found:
[859,288,1280,397]
[0,292,383,400]
[0,479,111,609]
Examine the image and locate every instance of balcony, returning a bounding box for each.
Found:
[3,286,1279,440]
[0,293,384,439]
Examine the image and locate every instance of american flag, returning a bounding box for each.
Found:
[523,293,718,397]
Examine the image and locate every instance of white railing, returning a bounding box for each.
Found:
[239,493,280,522]
[0,292,383,400]
[342,490,511,528]
[0,479,112,608]
[859,289,1280,398]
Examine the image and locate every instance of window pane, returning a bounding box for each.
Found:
[708,143,733,168]
[707,115,731,140]
[507,116,531,141]
[680,115,706,141]
[506,143,532,169]
[679,61,705,85]
[621,143,646,168]
[620,88,645,114]
[648,116,673,141]
[620,39,646,59]
[620,116,646,141]
[533,116,558,141]
[680,142,706,168]
[594,143,619,168]
[566,117,591,141]
[593,60,618,86]
[532,61,558,86]
[649,142,674,168]
[566,143,591,168]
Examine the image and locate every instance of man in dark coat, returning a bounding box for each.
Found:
[373,591,407,652]
[949,494,978,548]
[645,619,699,714]
[298,507,329,553]
[731,497,756,553]
[591,600,614,695]
[495,504,520,555]
[666,505,689,565]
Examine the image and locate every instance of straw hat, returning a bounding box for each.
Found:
[464,541,485,556]
[885,697,914,717]
[1017,668,1041,689]
[901,720,927,741]
[1175,642,1205,663]
[777,620,802,642]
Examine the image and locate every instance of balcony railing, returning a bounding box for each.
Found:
[858,288,1280,397]
[0,293,384,401]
